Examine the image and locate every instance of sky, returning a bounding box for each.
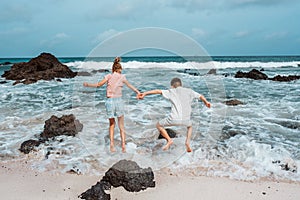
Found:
[0,0,300,57]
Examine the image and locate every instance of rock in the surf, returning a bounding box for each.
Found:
[1,52,77,85]
[223,99,244,106]
[158,128,177,139]
[19,139,41,154]
[235,69,268,80]
[40,114,83,140]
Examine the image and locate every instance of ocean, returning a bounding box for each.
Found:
[0,56,299,181]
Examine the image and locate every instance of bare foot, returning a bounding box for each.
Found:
[186,144,192,153]
[122,145,126,153]
[110,145,116,153]
[162,140,174,151]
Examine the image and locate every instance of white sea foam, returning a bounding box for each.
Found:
[65,60,300,70]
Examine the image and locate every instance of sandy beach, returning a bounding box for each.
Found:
[1,158,299,200]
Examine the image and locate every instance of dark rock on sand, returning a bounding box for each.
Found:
[223,99,244,106]
[158,128,177,139]
[235,69,268,80]
[79,180,111,200]
[79,160,155,200]
[19,139,41,154]
[40,114,83,140]
[1,52,77,85]
[102,159,155,192]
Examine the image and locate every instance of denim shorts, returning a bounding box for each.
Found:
[105,97,125,118]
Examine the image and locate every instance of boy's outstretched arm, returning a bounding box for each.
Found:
[139,89,162,99]
[199,95,211,108]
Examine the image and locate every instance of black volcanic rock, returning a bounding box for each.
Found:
[79,180,111,200]
[79,160,155,200]
[19,114,83,154]
[234,69,300,82]
[235,69,268,80]
[102,159,155,192]
[19,139,41,154]
[158,128,177,139]
[40,114,83,140]
[223,99,244,106]
[270,75,300,82]
[1,53,77,85]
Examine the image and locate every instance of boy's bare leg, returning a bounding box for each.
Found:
[109,118,116,152]
[118,115,126,153]
[156,122,173,150]
[185,126,192,152]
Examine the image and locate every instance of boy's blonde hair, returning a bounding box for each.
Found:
[170,77,182,88]
[112,57,122,72]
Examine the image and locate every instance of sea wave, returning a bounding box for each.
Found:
[65,60,300,70]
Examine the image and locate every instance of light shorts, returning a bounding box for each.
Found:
[158,118,192,127]
[105,97,125,119]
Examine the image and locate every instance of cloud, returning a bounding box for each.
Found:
[0,27,29,36]
[0,3,32,23]
[264,31,288,40]
[40,33,70,47]
[234,30,250,38]
[166,0,298,12]
[92,29,121,44]
[192,28,207,38]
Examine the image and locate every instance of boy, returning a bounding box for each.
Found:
[138,78,211,152]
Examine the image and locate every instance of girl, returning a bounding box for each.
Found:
[83,57,140,153]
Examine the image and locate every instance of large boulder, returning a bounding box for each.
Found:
[1,52,77,84]
[40,114,83,140]
[102,159,155,192]
[79,160,155,200]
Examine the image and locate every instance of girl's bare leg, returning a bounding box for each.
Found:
[185,126,192,152]
[109,118,116,152]
[118,115,126,153]
[156,122,173,150]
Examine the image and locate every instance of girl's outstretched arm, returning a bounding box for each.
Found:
[123,80,140,94]
[83,78,107,88]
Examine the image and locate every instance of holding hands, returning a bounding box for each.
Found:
[137,93,146,100]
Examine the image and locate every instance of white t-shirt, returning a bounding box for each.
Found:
[161,87,201,121]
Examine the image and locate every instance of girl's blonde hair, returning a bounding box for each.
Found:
[112,57,122,72]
